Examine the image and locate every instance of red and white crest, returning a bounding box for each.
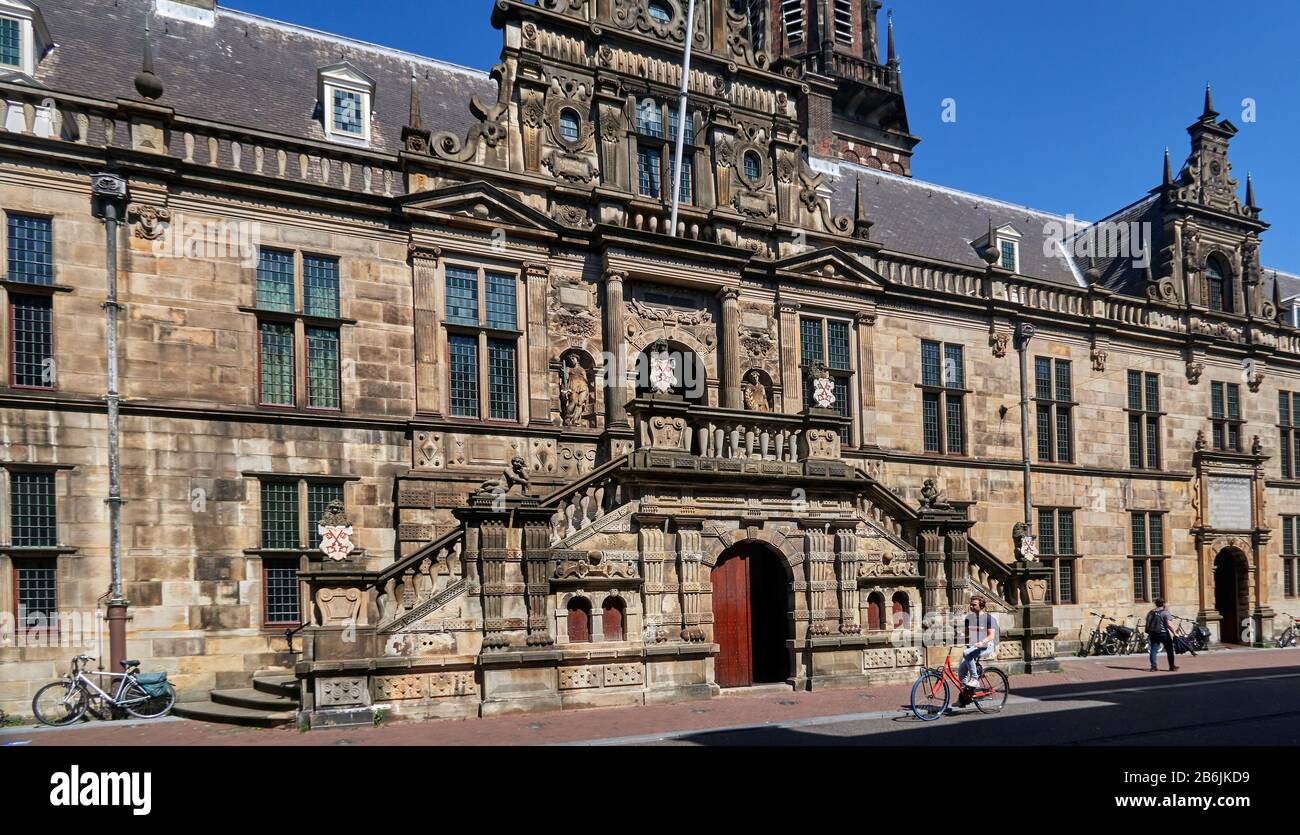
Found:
[319,523,355,561]
[649,350,678,394]
[813,376,836,409]
[1020,535,1039,562]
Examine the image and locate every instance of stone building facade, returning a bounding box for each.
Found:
[0,0,1296,721]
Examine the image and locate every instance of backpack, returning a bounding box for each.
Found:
[1144,608,1166,636]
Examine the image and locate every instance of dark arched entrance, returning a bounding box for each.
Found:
[711,543,789,688]
[1214,549,1248,644]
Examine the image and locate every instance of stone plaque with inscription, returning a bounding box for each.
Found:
[1208,476,1253,530]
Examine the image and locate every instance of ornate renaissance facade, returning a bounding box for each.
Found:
[0,0,1296,724]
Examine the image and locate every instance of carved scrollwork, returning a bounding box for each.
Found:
[431,63,512,163]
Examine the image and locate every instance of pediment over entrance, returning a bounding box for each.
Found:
[771,246,886,291]
[401,180,558,237]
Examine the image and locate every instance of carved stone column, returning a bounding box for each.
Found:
[854,310,877,447]
[603,268,629,428]
[836,527,861,633]
[522,513,554,646]
[477,518,513,649]
[919,526,947,614]
[677,522,704,642]
[637,518,671,642]
[719,288,743,410]
[524,261,552,426]
[777,300,802,414]
[947,529,971,610]
[410,244,443,417]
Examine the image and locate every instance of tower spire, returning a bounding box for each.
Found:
[1246,173,1257,210]
[853,175,874,238]
[886,10,897,65]
[1162,147,1173,187]
[134,14,164,101]
[1202,82,1217,119]
[408,68,422,131]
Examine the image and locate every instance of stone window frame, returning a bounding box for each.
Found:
[243,473,359,628]
[799,313,855,443]
[1127,370,1163,471]
[1035,506,1076,605]
[0,462,78,640]
[318,63,376,148]
[1130,510,1166,603]
[1205,252,1233,314]
[1277,390,1300,479]
[1210,380,1244,453]
[918,339,968,457]
[1,209,71,394]
[240,247,355,414]
[634,97,697,206]
[440,259,524,425]
[0,1,52,78]
[1281,516,1298,600]
[1032,355,1075,464]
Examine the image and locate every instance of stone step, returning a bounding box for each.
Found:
[211,687,298,712]
[252,675,299,699]
[173,699,296,728]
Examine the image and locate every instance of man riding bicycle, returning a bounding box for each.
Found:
[959,595,999,692]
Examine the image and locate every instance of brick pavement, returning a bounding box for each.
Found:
[6,647,1297,746]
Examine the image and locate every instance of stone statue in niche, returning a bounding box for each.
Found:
[560,354,592,427]
[742,370,771,412]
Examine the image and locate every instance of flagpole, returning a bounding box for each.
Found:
[668,0,696,238]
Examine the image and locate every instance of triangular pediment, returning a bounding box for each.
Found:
[772,247,886,290]
[401,181,559,237]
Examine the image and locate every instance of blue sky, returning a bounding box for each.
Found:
[231,0,1300,271]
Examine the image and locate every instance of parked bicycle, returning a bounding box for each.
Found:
[1080,612,1133,656]
[910,646,1009,721]
[32,655,175,726]
[1170,615,1211,653]
[1276,613,1298,648]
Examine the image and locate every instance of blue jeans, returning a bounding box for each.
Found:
[959,645,993,683]
[1148,632,1174,669]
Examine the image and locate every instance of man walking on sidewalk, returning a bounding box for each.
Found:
[1145,598,1178,672]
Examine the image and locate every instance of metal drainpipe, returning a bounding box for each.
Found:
[1015,322,1037,536]
[91,173,129,674]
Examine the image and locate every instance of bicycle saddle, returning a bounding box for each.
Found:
[120,659,140,668]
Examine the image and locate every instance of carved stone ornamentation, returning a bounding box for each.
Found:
[1195,429,1208,451]
[810,362,835,409]
[1186,360,1205,384]
[989,331,1010,359]
[317,500,356,561]
[128,203,172,240]
[1090,345,1107,372]
[560,354,593,427]
[552,551,639,580]
[742,370,771,413]
[477,456,532,496]
[919,479,950,511]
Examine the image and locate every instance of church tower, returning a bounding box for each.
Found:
[742,1,917,173]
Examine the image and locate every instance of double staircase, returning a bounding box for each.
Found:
[173,673,300,728]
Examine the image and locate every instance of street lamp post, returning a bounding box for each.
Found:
[1015,321,1037,540]
[91,172,129,674]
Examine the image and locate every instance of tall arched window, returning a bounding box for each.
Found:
[1206,256,1233,313]
[558,109,580,143]
[602,596,625,641]
[567,597,592,642]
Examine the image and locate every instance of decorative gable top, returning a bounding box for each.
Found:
[772,246,885,290]
[401,180,559,237]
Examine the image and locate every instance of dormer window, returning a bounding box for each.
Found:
[1000,241,1017,271]
[987,224,1021,273]
[318,62,375,146]
[0,1,53,78]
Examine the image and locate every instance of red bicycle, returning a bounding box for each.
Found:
[910,647,1009,721]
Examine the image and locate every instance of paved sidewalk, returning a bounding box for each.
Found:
[5,647,1296,747]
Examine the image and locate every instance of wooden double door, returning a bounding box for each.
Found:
[711,546,789,688]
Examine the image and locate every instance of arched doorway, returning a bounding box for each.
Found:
[1214,549,1248,644]
[711,543,789,688]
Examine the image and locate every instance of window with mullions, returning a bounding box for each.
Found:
[1033,357,1073,463]
[1127,371,1162,470]
[15,557,57,632]
[444,265,520,422]
[0,17,20,69]
[12,471,56,547]
[1211,381,1243,452]
[260,480,348,552]
[1206,256,1232,313]
[635,99,695,206]
[332,88,364,137]
[1131,511,1166,603]
[1036,508,1076,604]
[559,110,581,142]
[1279,392,1300,479]
[10,293,52,389]
[263,559,301,626]
[638,146,662,199]
[7,214,53,285]
[253,249,343,410]
[920,340,966,455]
[800,316,853,441]
[1283,517,1298,599]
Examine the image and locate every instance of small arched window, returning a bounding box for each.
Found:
[567,597,592,643]
[558,109,581,143]
[1206,256,1233,313]
[647,0,673,25]
[602,596,625,641]
[866,592,885,630]
[743,151,762,183]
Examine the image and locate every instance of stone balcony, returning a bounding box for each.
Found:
[625,394,853,479]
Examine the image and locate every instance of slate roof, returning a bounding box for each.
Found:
[27,0,497,152]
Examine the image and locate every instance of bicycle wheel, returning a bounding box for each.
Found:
[973,667,1010,714]
[122,681,176,719]
[1079,632,1096,657]
[32,680,88,726]
[910,670,949,721]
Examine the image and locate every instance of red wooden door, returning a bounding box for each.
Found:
[567,598,591,642]
[602,597,624,641]
[712,553,752,688]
